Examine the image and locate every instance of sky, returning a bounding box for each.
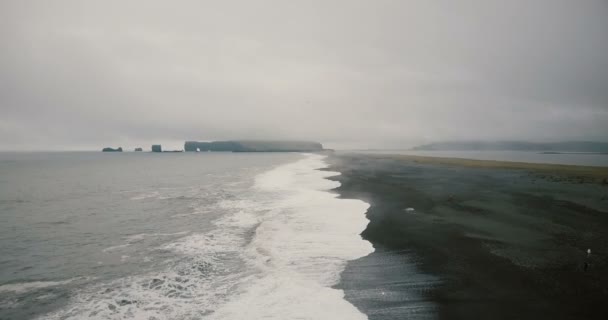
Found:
[1,0,607,150]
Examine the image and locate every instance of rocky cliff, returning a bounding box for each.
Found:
[184,140,323,152]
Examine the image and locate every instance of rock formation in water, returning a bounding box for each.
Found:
[184,140,324,152]
[151,145,162,152]
[134,148,143,152]
[102,147,123,152]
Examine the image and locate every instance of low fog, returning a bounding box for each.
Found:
[1,0,607,150]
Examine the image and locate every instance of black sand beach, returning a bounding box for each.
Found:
[330,153,608,320]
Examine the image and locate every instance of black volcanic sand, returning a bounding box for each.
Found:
[329,153,608,320]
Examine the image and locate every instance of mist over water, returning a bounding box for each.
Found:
[2,0,608,150]
[0,152,372,319]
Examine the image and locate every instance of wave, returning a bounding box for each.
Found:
[40,153,373,319]
[0,279,79,294]
[101,231,190,253]
[210,153,374,319]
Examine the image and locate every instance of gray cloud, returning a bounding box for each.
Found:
[1,0,607,150]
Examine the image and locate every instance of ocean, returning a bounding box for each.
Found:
[0,152,373,319]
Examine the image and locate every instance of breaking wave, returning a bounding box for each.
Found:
[41,154,373,319]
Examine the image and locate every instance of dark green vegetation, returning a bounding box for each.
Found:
[329,153,608,320]
[184,140,323,152]
[412,141,608,153]
[102,147,122,152]
[389,154,608,185]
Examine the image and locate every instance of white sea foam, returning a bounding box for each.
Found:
[127,231,190,242]
[211,153,373,320]
[0,279,78,294]
[41,154,373,320]
[101,243,131,253]
[129,191,160,201]
[44,194,262,319]
[102,231,190,253]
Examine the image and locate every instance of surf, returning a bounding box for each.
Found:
[210,153,374,319]
[38,153,373,319]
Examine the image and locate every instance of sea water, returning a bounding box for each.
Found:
[0,152,373,319]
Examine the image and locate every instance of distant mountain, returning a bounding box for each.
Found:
[411,141,608,153]
[184,140,324,152]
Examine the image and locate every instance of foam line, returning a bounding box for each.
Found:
[211,153,373,319]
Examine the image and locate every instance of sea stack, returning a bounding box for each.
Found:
[151,145,162,152]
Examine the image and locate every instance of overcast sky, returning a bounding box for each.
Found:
[1,0,607,150]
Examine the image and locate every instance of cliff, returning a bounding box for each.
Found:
[184,140,324,152]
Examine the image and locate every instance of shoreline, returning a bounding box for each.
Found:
[330,153,608,320]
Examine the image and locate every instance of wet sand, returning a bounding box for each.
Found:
[330,153,608,320]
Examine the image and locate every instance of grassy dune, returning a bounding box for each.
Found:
[368,154,608,184]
